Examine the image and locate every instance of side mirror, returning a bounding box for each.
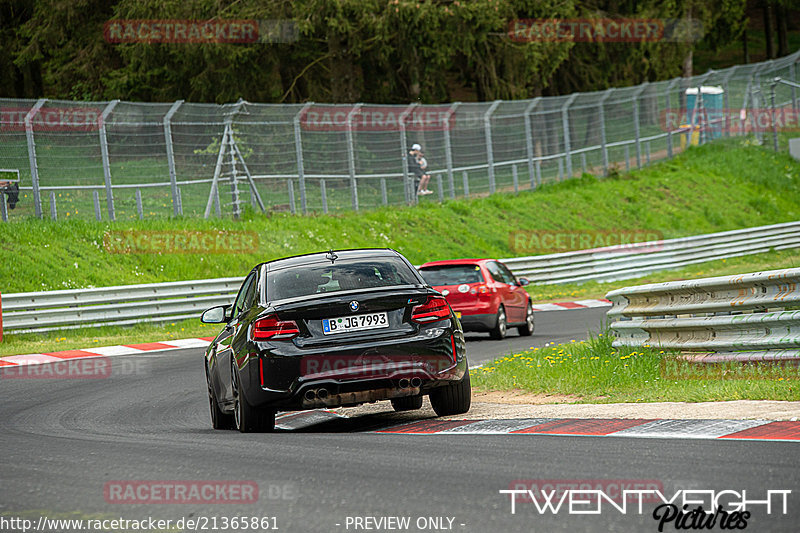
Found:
[201,305,230,324]
[517,278,530,286]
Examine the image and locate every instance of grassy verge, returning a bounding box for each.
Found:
[1,138,799,293]
[526,248,800,302]
[0,318,218,356]
[472,332,799,403]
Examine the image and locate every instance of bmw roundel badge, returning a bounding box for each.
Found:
[349,300,359,312]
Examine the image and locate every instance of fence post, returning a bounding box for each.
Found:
[294,102,313,214]
[320,179,328,214]
[462,171,469,198]
[436,174,444,202]
[665,78,679,155]
[524,97,541,188]
[561,93,578,179]
[598,89,613,175]
[484,100,501,194]
[346,104,363,211]
[49,191,57,220]
[632,84,647,168]
[721,67,737,138]
[380,178,388,205]
[288,179,296,214]
[93,190,101,221]
[771,78,779,152]
[512,164,519,193]
[0,192,7,222]
[443,102,460,199]
[163,100,184,216]
[792,63,798,112]
[99,100,119,221]
[135,189,143,219]
[25,98,46,219]
[398,103,418,204]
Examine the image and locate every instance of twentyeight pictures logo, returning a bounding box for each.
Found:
[501,482,791,531]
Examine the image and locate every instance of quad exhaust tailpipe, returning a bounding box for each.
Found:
[410,377,421,388]
[304,388,330,402]
[398,378,410,389]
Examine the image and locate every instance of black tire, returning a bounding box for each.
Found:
[517,302,535,337]
[489,306,507,340]
[208,374,235,430]
[391,395,423,412]
[429,370,471,416]
[232,361,275,433]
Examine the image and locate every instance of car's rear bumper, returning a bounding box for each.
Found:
[458,312,497,332]
[243,327,467,410]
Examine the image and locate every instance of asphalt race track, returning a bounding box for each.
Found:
[1,307,798,533]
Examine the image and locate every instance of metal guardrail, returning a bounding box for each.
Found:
[607,268,800,362]
[2,278,243,333]
[501,221,800,285]
[2,221,799,334]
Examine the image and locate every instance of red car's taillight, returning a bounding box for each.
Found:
[470,285,491,295]
[252,315,300,340]
[411,296,451,323]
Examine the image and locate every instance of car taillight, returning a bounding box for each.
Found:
[411,296,451,323]
[470,285,491,295]
[252,315,300,340]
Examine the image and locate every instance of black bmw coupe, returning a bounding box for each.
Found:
[202,248,471,432]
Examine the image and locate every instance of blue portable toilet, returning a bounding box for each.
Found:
[685,86,724,140]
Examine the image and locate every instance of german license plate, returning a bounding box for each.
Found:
[322,312,388,335]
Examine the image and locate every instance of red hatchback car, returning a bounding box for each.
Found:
[418,259,534,339]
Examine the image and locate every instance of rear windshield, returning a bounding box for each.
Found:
[266,257,421,300]
[418,264,484,286]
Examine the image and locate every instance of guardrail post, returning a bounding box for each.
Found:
[561,94,578,179]
[320,178,328,214]
[99,100,119,221]
[25,98,46,219]
[632,84,647,168]
[294,102,313,214]
[49,191,57,220]
[443,102,459,199]
[93,190,101,221]
[484,100,501,194]
[524,98,541,187]
[462,171,469,198]
[135,189,143,219]
[398,103,418,204]
[163,100,184,216]
[346,104,363,211]
[0,192,7,222]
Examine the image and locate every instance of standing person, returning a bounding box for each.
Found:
[407,143,432,196]
[416,149,432,195]
[0,180,19,210]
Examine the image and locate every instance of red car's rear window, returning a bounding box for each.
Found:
[419,264,484,286]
